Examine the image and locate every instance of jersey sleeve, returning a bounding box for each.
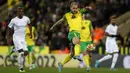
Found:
[8,19,14,28]
[89,21,93,31]
[27,17,30,24]
[105,26,110,33]
[63,14,67,21]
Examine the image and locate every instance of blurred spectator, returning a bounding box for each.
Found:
[93,25,104,46]
[125,31,130,48]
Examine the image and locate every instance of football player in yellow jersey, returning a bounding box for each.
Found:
[79,14,95,71]
[26,26,38,69]
[50,1,92,73]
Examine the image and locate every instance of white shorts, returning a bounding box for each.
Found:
[13,36,28,51]
[105,40,119,53]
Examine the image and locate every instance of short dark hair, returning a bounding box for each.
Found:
[109,15,117,20]
[70,1,78,7]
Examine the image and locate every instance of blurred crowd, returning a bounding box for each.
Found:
[0,0,130,51]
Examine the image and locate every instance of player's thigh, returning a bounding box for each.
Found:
[105,40,116,53]
[13,36,23,51]
[80,42,87,52]
[105,41,111,53]
[80,42,92,52]
[68,31,80,44]
[112,42,119,53]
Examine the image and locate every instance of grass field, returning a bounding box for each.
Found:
[0,67,130,73]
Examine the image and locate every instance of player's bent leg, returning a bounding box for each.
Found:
[58,53,73,73]
[70,42,82,61]
[18,49,25,72]
[72,37,81,60]
[95,54,112,68]
[61,53,74,66]
[73,44,82,61]
[58,45,75,72]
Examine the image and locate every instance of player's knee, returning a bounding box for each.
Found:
[114,53,118,57]
[72,37,80,44]
[108,54,112,58]
[24,51,29,56]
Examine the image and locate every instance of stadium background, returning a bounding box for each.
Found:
[0,0,130,72]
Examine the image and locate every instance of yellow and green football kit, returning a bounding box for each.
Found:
[26,26,35,52]
[61,8,88,66]
[80,20,93,52]
[26,26,36,66]
[80,19,93,68]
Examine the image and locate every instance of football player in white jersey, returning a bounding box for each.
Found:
[6,7,32,72]
[95,15,119,70]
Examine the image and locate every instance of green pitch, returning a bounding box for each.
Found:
[0,67,130,73]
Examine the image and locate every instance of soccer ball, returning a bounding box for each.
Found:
[86,44,95,51]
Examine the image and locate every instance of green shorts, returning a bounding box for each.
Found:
[28,45,34,53]
[80,41,92,52]
[68,31,80,41]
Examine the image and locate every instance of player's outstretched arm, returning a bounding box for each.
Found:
[28,24,32,39]
[50,18,64,31]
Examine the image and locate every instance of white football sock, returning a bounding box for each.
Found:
[79,54,83,60]
[79,54,86,67]
[18,52,24,69]
[111,53,119,68]
[98,54,112,63]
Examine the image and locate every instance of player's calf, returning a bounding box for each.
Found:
[18,50,25,72]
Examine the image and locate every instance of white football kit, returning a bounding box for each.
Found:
[105,24,119,53]
[8,16,30,51]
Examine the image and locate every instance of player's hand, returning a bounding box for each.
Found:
[85,6,92,10]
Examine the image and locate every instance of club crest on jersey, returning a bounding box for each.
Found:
[82,27,85,29]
